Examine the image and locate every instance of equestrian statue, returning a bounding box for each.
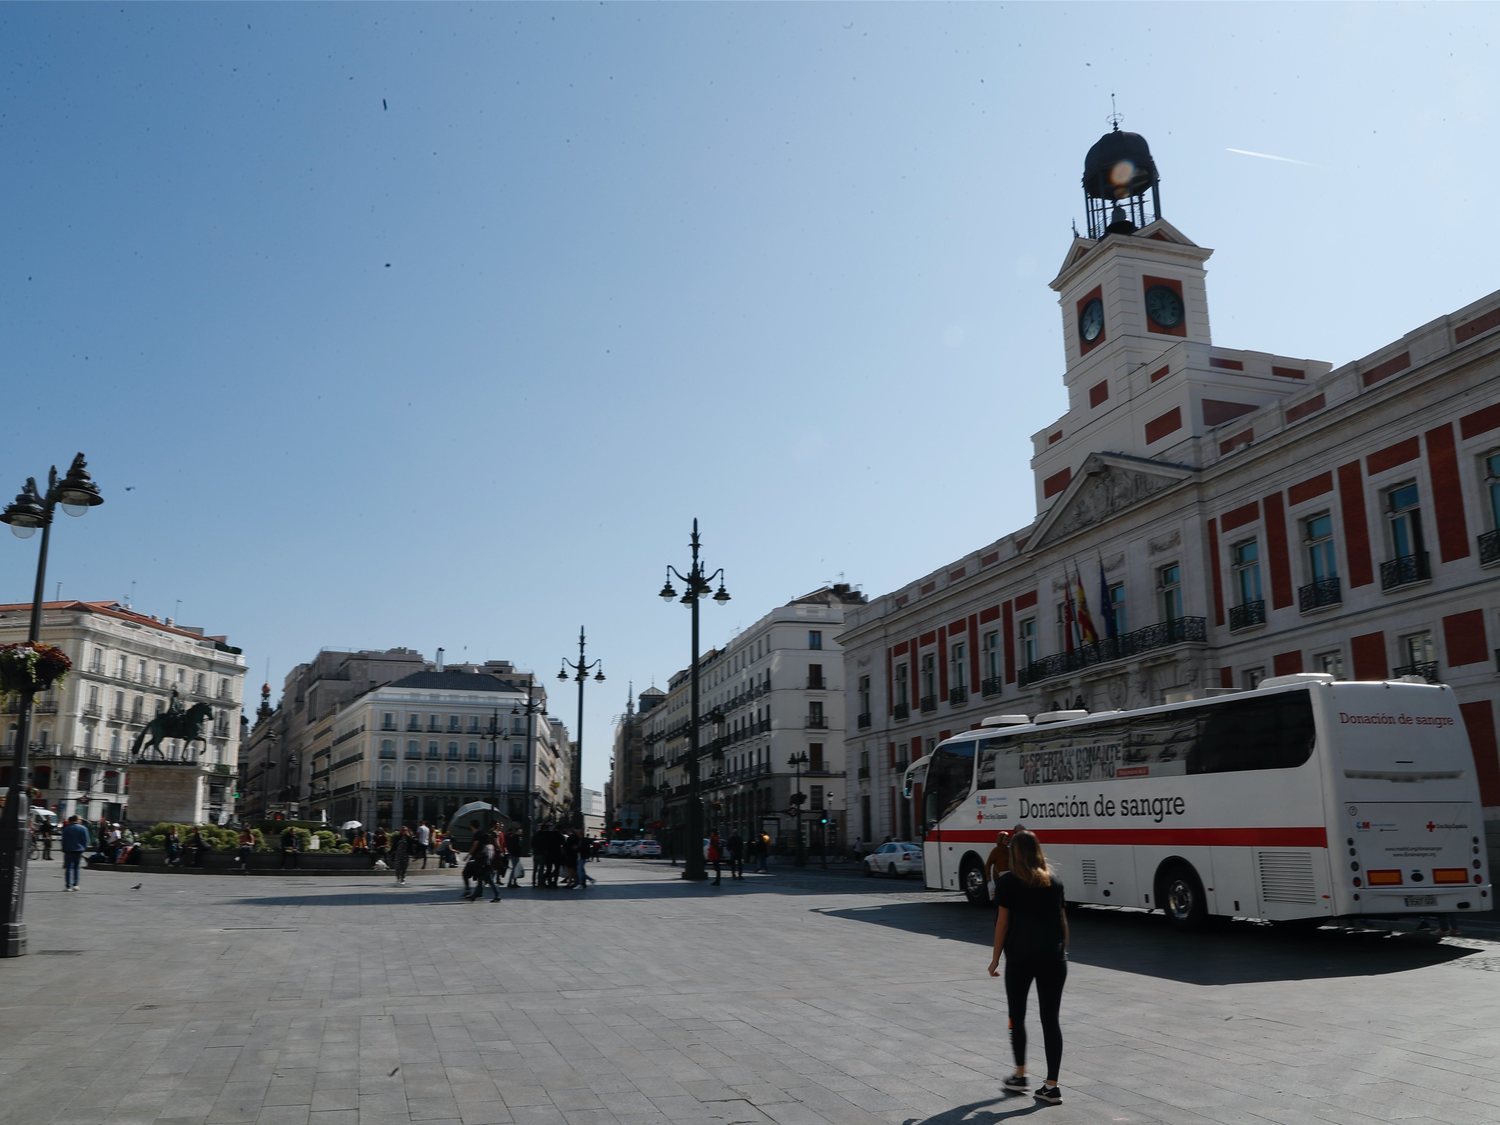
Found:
[130,689,215,760]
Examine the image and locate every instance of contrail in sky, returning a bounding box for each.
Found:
[1226,147,1318,168]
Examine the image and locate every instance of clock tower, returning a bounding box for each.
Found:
[1031,122,1326,510]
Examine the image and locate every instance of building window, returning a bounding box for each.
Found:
[1382,482,1429,588]
[406,740,420,759]
[462,742,475,760]
[89,648,103,673]
[115,655,127,678]
[1301,512,1341,610]
[1108,582,1127,636]
[1306,513,1337,579]
[1019,619,1038,667]
[156,664,167,687]
[405,765,418,785]
[893,663,909,715]
[1232,539,1262,604]
[426,740,439,759]
[1396,631,1437,681]
[809,743,824,771]
[1230,539,1264,629]
[918,653,937,711]
[982,630,1001,694]
[1244,667,1264,690]
[949,641,967,698]
[380,739,395,759]
[446,741,459,760]
[808,700,826,729]
[1158,563,1182,622]
[810,784,825,811]
[1487,450,1500,527]
[1314,650,1344,679]
[857,675,871,719]
[808,630,823,650]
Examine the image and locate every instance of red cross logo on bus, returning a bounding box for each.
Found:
[1426,821,1437,832]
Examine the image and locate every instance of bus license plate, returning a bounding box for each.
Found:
[1404,895,1438,908]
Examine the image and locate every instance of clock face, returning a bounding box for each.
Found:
[1145,285,1184,328]
[1079,298,1105,343]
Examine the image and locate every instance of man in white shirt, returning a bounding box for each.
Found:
[416,821,431,869]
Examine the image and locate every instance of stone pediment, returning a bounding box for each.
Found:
[1032,453,1194,547]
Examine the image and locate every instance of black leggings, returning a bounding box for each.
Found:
[1005,954,1067,1082]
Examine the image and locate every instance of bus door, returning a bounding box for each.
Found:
[903,756,933,879]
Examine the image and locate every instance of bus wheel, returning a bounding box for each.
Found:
[961,857,990,907]
[1159,862,1208,931]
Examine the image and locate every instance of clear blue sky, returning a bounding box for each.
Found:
[4,3,1498,790]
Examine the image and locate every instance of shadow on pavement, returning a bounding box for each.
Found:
[815,898,1483,985]
[901,1094,1049,1123]
[213,875,925,909]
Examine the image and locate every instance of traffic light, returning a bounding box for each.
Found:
[819,814,829,825]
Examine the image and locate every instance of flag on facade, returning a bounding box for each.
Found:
[1098,558,1118,640]
[1073,566,1098,645]
[1063,573,1078,653]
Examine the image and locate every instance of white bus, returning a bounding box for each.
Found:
[902,674,1490,929]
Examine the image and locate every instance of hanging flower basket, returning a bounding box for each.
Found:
[0,642,73,697]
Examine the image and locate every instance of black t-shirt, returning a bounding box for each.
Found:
[994,871,1066,960]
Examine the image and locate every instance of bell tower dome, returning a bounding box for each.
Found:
[1081,123,1161,239]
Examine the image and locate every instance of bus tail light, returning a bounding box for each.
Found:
[1432,869,1469,885]
[1366,870,1402,886]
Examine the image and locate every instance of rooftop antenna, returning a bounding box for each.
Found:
[1108,92,1122,132]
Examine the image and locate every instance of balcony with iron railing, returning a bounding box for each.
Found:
[981,676,1002,698]
[856,712,871,729]
[1480,528,1500,566]
[1393,661,1441,684]
[857,765,869,779]
[1298,578,1341,612]
[806,674,826,690]
[1228,600,1266,631]
[805,715,828,729]
[1018,616,1208,687]
[919,695,938,714]
[948,686,968,706]
[892,702,910,721]
[1380,552,1430,591]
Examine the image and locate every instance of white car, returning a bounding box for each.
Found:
[864,842,924,878]
[634,839,662,857]
[605,839,633,856]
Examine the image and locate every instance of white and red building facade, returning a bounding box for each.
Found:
[839,127,1500,848]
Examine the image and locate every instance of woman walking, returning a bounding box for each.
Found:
[987,828,1069,1105]
[391,825,414,886]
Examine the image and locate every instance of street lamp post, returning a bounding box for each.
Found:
[0,453,105,958]
[482,708,503,831]
[658,518,731,882]
[509,676,544,835]
[558,627,604,832]
[788,750,809,868]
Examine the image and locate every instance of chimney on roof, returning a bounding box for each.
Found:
[435,647,445,672]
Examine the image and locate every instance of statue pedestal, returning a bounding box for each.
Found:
[127,762,214,826]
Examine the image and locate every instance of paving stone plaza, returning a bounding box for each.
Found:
[2,857,1499,1125]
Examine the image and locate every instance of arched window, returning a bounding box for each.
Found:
[405,765,418,785]
[426,766,438,785]
[465,767,478,786]
[511,768,523,789]
[379,764,393,785]
[446,767,458,785]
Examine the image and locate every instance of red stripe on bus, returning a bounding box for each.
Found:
[927,827,1329,848]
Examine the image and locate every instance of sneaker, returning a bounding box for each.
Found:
[1034,1085,1061,1105]
[1003,1074,1029,1092]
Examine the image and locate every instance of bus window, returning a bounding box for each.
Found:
[975,737,1003,790]
[924,742,976,825]
[1189,693,1315,774]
